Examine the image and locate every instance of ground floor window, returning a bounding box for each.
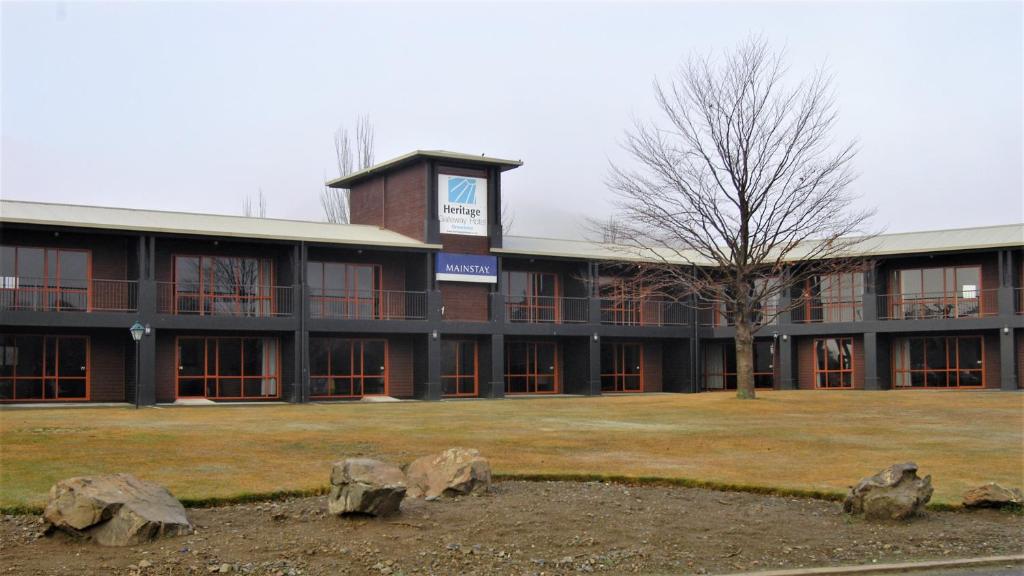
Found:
[704,340,774,390]
[310,338,387,398]
[505,341,558,394]
[814,338,854,388]
[893,336,984,388]
[442,340,477,397]
[601,343,643,392]
[177,337,279,399]
[0,335,88,401]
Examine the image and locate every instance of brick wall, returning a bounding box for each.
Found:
[1017,330,1024,389]
[90,334,126,402]
[0,229,131,281]
[349,162,428,241]
[984,334,1001,389]
[796,335,865,389]
[439,236,491,321]
[155,333,176,403]
[642,341,663,392]
[388,336,415,398]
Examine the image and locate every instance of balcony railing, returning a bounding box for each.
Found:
[879,290,997,320]
[157,282,293,317]
[309,290,426,320]
[505,295,589,324]
[600,298,687,326]
[697,301,779,327]
[792,297,863,323]
[0,278,138,313]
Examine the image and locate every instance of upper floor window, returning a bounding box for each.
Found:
[889,266,982,319]
[172,255,274,316]
[0,246,89,311]
[307,262,381,319]
[797,271,864,323]
[504,271,559,323]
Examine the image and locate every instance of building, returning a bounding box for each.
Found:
[1,150,1022,404]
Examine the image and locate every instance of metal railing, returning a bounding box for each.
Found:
[0,278,138,312]
[791,297,863,323]
[696,301,779,327]
[309,289,427,320]
[157,282,293,317]
[505,295,589,324]
[600,298,687,326]
[879,290,997,320]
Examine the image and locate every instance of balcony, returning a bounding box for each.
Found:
[792,297,863,323]
[309,290,427,320]
[0,278,138,313]
[506,295,589,324]
[600,298,687,326]
[697,301,779,327]
[879,290,997,321]
[157,282,293,317]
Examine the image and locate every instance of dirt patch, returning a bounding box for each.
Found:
[2,480,1021,575]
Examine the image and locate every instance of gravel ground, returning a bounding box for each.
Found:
[2,480,1022,576]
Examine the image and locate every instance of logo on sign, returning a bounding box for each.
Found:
[438,174,488,237]
[447,177,477,203]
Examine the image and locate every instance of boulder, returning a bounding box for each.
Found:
[328,458,407,516]
[843,462,933,521]
[43,473,193,546]
[962,483,1023,509]
[405,447,491,499]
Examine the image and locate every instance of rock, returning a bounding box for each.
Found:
[843,462,933,521]
[327,458,406,516]
[405,448,491,499]
[43,473,193,546]
[962,483,1023,508]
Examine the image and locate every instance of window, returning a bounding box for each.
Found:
[599,277,643,326]
[814,338,854,388]
[0,246,90,311]
[601,343,643,392]
[704,341,775,390]
[504,271,559,323]
[891,266,983,319]
[309,338,387,398]
[173,255,274,316]
[799,272,864,323]
[505,342,558,394]
[442,340,477,397]
[892,336,984,388]
[176,337,279,399]
[307,262,381,319]
[0,335,88,401]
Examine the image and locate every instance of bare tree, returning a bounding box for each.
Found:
[601,37,874,400]
[321,115,376,224]
[501,197,515,235]
[242,188,267,218]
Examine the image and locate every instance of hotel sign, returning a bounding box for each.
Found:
[435,252,498,283]
[438,174,487,236]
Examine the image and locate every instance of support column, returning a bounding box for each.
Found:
[1000,329,1018,390]
[863,332,881,390]
[425,333,442,400]
[778,335,795,389]
[138,328,157,405]
[587,335,602,396]
[489,333,505,398]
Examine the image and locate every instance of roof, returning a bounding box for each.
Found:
[497,223,1024,263]
[0,200,442,250]
[327,150,523,188]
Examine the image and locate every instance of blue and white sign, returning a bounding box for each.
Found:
[438,174,488,236]
[435,252,498,283]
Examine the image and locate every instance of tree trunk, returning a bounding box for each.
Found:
[734,320,756,399]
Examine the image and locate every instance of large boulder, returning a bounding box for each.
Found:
[43,473,193,546]
[328,458,407,516]
[405,447,491,499]
[962,483,1023,509]
[843,462,933,521]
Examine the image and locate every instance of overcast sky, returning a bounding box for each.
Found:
[2,1,1022,239]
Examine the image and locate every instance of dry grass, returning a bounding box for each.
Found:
[1,391,1022,510]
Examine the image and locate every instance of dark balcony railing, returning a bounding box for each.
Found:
[309,289,427,320]
[879,290,997,320]
[792,297,863,323]
[697,301,779,327]
[505,295,589,324]
[600,298,687,326]
[0,278,138,313]
[157,282,293,317]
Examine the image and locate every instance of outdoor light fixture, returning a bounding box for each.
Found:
[129,321,146,342]
[1003,326,1010,334]
[593,333,599,342]
[129,322,150,409]
[781,334,789,341]
[431,330,439,340]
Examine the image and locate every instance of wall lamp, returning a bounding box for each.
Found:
[592,333,599,342]
[781,334,789,341]
[1003,326,1010,334]
[431,330,439,340]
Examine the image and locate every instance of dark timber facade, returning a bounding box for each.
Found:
[2,150,1022,404]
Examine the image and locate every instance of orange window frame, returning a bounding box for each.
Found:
[802,272,864,323]
[599,280,644,326]
[441,340,478,397]
[174,336,281,400]
[813,337,855,389]
[891,266,983,319]
[600,342,644,392]
[0,246,92,312]
[309,338,389,399]
[703,341,775,390]
[0,335,90,402]
[505,271,560,323]
[307,262,382,320]
[504,341,560,394]
[892,336,985,388]
[172,255,275,316]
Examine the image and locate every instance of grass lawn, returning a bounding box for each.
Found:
[1,391,1022,510]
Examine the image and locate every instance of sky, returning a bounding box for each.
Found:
[2,1,1022,239]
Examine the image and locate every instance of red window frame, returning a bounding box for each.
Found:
[599,278,645,326]
[309,338,389,399]
[0,335,90,402]
[0,246,92,312]
[892,336,985,388]
[703,341,775,390]
[504,341,559,394]
[813,337,855,389]
[175,336,281,400]
[890,266,983,319]
[801,272,864,323]
[442,340,478,397]
[307,262,382,319]
[601,342,644,392]
[504,271,560,323]
[172,255,275,316]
